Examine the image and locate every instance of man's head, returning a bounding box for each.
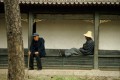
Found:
[84,31,93,40]
[33,33,39,41]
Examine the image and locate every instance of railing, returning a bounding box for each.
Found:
[0,49,120,70]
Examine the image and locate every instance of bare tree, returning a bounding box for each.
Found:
[4,0,25,80]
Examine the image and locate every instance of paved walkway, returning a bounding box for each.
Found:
[1,69,120,78]
[27,69,120,77]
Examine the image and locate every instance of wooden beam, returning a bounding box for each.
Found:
[28,12,34,71]
[94,12,99,69]
[28,12,34,49]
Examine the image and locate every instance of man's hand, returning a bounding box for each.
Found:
[28,51,31,56]
[35,52,39,55]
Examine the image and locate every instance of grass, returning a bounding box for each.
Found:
[0,74,7,80]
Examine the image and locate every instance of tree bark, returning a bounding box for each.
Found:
[4,0,25,80]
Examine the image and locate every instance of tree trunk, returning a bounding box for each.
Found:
[4,0,25,80]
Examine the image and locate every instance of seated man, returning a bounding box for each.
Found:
[63,31,94,57]
[28,33,46,70]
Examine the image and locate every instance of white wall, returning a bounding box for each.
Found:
[0,14,120,50]
[37,20,94,49]
[99,20,120,50]
[0,14,28,48]
[21,21,28,48]
[21,13,28,48]
[36,14,120,50]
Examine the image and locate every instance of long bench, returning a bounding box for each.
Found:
[0,49,120,70]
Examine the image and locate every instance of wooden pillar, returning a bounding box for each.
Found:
[28,12,34,49]
[94,12,99,69]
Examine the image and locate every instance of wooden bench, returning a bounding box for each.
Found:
[0,48,120,70]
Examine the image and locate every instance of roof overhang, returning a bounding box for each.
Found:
[0,0,120,5]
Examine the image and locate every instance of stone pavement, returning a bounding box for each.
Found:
[1,69,120,78]
[27,69,120,77]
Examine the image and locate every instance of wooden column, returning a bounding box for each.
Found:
[28,12,34,49]
[94,12,99,69]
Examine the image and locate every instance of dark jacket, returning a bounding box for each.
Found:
[30,38,46,57]
[80,39,94,55]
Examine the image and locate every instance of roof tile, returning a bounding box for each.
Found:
[0,0,120,5]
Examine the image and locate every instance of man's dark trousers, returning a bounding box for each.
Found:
[29,53,42,69]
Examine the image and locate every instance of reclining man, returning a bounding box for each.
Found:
[62,31,94,57]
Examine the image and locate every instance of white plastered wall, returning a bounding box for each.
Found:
[99,20,120,50]
[0,14,28,48]
[36,14,120,50]
[37,15,94,49]
[37,20,94,49]
[21,14,28,48]
[0,14,120,50]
